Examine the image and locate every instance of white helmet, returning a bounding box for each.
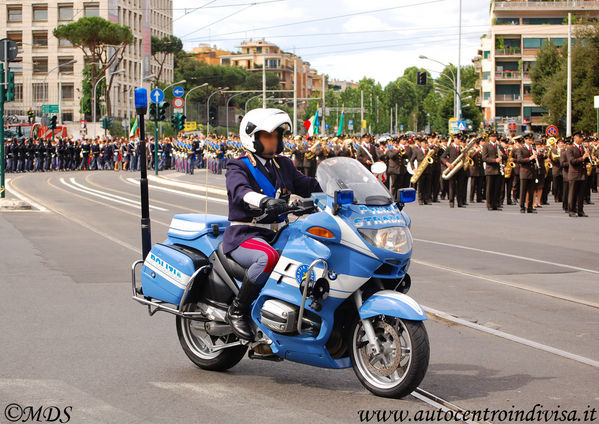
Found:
[239,108,292,154]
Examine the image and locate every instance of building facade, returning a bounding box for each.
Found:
[477,0,599,133]
[1,0,173,128]
[219,39,323,100]
[190,44,231,66]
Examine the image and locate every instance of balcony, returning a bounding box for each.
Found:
[495,70,522,80]
[493,1,599,11]
[496,94,522,102]
[495,47,522,56]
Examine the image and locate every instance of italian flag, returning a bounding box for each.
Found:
[129,118,139,138]
[336,105,345,136]
[303,107,319,137]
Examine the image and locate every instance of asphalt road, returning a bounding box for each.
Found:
[1,168,598,424]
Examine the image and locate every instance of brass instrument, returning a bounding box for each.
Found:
[441,137,477,180]
[504,148,516,179]
[410,148,435,184]
[585,145,593,176]
[304,140,320,160]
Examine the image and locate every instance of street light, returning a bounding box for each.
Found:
[419,55,460,119]
[93,68,124,138]
[245,94,271,113]
[206,87,229,135]
[164,79,187,95]
[184,82,208,117]
[225,92,249,136]
[43,59,77,114]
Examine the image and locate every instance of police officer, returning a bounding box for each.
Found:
[223,108,321,340]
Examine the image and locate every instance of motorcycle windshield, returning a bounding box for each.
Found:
[316,157,393,206]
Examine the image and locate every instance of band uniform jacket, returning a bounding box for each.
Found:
[481,142,505,176]
[387,146,408,175]
[440,144,462,175]
[566,144,587,181]
[356,143,378,168]
[469,148,484,177]
[550,148,562,178]
[515,144,537,180]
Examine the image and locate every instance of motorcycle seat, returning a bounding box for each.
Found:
[217,242,247,282]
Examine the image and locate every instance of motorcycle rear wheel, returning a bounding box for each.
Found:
[349,316,429,398]
[176,302,247,371]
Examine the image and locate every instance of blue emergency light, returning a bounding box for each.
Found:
[135,88,148,113]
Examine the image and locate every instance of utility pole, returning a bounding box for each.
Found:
[293,58,297,136]
[321,76,326,136]
[567,12,572,137]
[262,56,266,108]
[360,90,364,136]
[457,0,462,121]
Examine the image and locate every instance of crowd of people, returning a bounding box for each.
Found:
[3,129,597,216]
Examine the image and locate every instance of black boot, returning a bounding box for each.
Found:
[226,276,262,341]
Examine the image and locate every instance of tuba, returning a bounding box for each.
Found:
[410,148,435,184]
[442,138,477,180]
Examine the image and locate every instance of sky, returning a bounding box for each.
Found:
[172,0,491,86]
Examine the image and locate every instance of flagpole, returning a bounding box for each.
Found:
[293,58,297,136]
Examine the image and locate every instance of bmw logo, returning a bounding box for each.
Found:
[328,270,338,280]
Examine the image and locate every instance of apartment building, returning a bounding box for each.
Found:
[1,0,173,125]
[476,0,599,133]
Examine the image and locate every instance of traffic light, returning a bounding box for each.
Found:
[5,71,14,102]
[149,103,157,121]
[417,71,427,86]
[49,115,57,130]
[177,114,186,132]
[158,101,169,121]
[27,110,35,124]
[101,116,111,130]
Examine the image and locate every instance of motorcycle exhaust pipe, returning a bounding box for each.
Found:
[204,321,234,337]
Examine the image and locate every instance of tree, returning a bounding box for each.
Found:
[53,17,133,118]
[530,42,563,106]
[151,35,183,85]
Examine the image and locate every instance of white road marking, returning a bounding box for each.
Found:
[126,178,228,204]
[415,238,599,275]
[4,178,48,212]
[148,174,227,196]
[413,259,599,309]
[61,178,168,212]
[424,306,599,369]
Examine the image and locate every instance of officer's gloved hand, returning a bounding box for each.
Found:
[259,197,288,217]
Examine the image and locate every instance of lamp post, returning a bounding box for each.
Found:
[419,55,459,119]
[206,87,228,135]
[43,59,77,117]
[245,94,266,113]
[184,82,208,117]
[93,68,124,138]
[225,92,248,136]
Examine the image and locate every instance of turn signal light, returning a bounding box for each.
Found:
[307,227,334,238]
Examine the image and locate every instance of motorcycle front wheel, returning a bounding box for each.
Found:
[349,316,429,398]
[176,302,247,371]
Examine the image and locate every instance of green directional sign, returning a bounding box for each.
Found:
[42,104,59,114]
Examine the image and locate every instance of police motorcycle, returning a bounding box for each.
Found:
[131,113,428,400]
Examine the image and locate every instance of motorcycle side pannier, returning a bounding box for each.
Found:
[141,243,208,305]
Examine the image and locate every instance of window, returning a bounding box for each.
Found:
[483,92,491,100]
[551,38,566,47]
[33,57,48,73]
[496,17,519,25]
[14,83,23,102]
[61,84,74,101]
[7,32,22,49]
[62,111,73,122]
[483,71,491,80]
[33,5,48,21]
[58,5,74,20]
[483,50,490,59]
[7,6,22,22]
[496,107,520,117]
[266,59,280,68]
[59,57,75,73]
[84,4,100,17]
[33,32,48,48]
[256,46,262,53]
[58,38,73,48]
[32,83,47,102]
[522,17,563,25]
[523,38,544,49]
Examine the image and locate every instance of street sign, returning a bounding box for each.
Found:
[325,123,330,130]
[184,121,197,131]
[348,120,354,130]
[508,122,517,131]
[546,125,559,137]
[42,104,59,114]
[0,38,19,62]
[594,95,599,109]
[174,107,183,114]
[150,88,164,104]
[172,86,184,98]
[172,97,184,108]
[457,121,467,131]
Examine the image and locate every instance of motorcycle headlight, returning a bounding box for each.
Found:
[358,226,413,254]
